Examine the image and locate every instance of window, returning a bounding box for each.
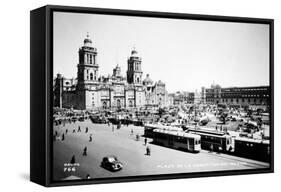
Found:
[129,100,133,107]
[90,73,93,80]
[89,55,92,64]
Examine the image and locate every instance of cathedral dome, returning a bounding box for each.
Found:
[83,33,92,46]
[156,80,165,86]
[143,74,153,85]
[131,47,139,57]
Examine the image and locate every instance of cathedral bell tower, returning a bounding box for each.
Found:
[126,47,143,85]
[77,33,99,90]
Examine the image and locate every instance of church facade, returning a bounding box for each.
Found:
[53,34,170,110]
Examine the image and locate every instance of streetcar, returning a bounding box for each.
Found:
[234,137,270,162]
[152,129,201,153]
[144,123,183,138]
[186,128,233,152]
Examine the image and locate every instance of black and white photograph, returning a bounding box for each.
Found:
[52,11,272,182]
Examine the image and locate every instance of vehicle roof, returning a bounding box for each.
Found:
[145,123,183,132]
[104,155,118,158]
[153,129,201,139]
[235,137,270,144]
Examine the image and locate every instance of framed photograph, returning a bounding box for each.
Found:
[30,5,274,187]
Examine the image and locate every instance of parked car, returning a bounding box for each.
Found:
[101,156,123,171]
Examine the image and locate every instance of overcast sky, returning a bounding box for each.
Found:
[53,12,270,93]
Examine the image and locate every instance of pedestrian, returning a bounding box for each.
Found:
[55,131,58,136]
[144,137,147,145]
[146,146,151,156]
[62,133,65,141]
[85,127,88,133]
[70,155,76,164]
[210,144,214,152]
[73,129,76,133]
[130,129,134,136]
[83,147,87,156]
[78,126,81,132]
[136,134,140,141]
[65,129,68,134]
[89,135,92,142]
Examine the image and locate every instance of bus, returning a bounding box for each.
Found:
[153,129,201,153]
[144,123,183,138]
[186,128,233,152]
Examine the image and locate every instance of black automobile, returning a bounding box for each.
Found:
[101,156,123,171]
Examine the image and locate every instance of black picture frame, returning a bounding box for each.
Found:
[30,5,274,187]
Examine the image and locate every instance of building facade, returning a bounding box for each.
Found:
[201,84,270,109]
[53,34,169,110]
[170,91,196,105]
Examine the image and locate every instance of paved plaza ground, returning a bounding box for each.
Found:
[53,119,269,181]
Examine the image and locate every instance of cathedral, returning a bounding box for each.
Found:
[53,34,170,110]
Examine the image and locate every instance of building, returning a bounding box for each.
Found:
[201,83,270,109]
[53,34,169,110]
[171,91,196,105]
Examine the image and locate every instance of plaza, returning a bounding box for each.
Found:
[53,119,269,180]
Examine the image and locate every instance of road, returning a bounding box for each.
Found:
[53,119,269,181]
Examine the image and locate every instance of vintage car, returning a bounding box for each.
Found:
[101,156,123,171]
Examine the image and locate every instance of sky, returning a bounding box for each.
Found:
[53,12,270,93]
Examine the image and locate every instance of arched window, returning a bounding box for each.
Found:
[137,77,140,83]
[103,101,107,109]
[90,73,93,80]
[129,100,133,107]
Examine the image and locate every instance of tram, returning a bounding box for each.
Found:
[234,137,270,162]
[153,129,201,153]
[144,123,183,138]
[186,128,233,152]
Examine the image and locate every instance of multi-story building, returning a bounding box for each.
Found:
[53,34,169,110]
[201,84,270,109]
[171,91,196,105]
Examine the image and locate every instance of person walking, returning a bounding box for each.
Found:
[146,146,151,156]
[85,127,88,133]
[73,129,76,133]
[136,134,140,141]
[61,133,65,141]
[210,144,214,152]
[144,137,147,145]
[70,155,76,164]
[89,135,92,142]
[83,147,87,156]
[78,126,81,132]
[65,129,68,134]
